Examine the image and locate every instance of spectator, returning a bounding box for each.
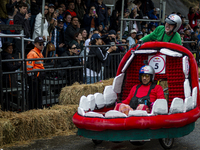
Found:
[74,0,86,27]
[13,2,31,58]
[104,30,125,79]
[46,4,55,24]
[80,28,88,42]
[71,31,84,53]
[109,10,119,32]
[115,0,128,17]
[26,36,46,109]
[63,13,72,31]
[148,8,159,29]
[127,0,136,12]
[119,8,132,37]
[83,5,99,34]
[140,0,154,16]
[1,42,21,110]
[66,1,77,17]
[141,24,149,36]
[129,2,143,32]
[188,7,200,29]
[86,33,116,84]
[21,0,30,12]
[97,23,103,36]
[64,16,80,46]
[93,0,108,29]
[57,5,64,20]
[193,25,200,37]
[60,3,67,17]
[32,4,49,46]
[178,15,186,32]
[179,29,185,44]
[79,29,100,63]
[2,42,21,88]
[48,9,59,34]
[6,0,20,19]
[30,0,42,36]
[121,38,129,52]
[136,31,143,40]
[107,7,111,30]
[52,19,65,56]
[57,43,82,85]
[116,30,121,40]
[46,19,57,57]
[6,0,20,43]
[183,35,198,52]
[127,29,137,49]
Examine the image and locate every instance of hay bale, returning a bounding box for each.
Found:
[0,119,15,146]
[198,67,200,77]
[59,78,114,105]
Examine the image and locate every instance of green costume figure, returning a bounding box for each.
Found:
[141,14,182,45]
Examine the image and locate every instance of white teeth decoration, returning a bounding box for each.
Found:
[85,112,104,118]
[151,99,168,115]
[184,96,193,112]
[78,107,85,116]
[184,79,191,98]
[169,98,184,114]
[182,56,190,79]
[192,87,197,108]
[79,95,90,111]
[103,86,117,105]
[94,93,105,109]
[112,73,125,93]
[87,94,95,111]
[105,110,127,118]
[128,110,148,116]
[121,52,135,73]
[160,48,183,57]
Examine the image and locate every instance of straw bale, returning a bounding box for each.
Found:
[198,67,200,77]
[59,78,114,105]
[0,119,15,146]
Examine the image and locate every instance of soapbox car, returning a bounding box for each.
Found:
[72,42,200,149]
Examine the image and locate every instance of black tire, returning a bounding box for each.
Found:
[159,138,174,149]
[129,141,146,146]
[92,139,103,145]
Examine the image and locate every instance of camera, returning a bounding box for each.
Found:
[110,42,115,46]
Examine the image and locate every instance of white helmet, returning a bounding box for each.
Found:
[165,14,182,32]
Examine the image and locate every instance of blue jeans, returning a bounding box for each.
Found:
[86,76,100,84]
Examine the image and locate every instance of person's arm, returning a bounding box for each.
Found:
[140,26,160,42]
[94,46,116,63]
[33,14,42,35]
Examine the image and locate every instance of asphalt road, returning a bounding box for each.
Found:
[4,118,200,150]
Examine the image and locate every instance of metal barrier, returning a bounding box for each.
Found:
[0,43,126,111]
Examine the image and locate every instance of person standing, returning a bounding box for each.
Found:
[86,33,116,84]
[64,16,80,46]
[26,36,45,109]
[13,2,31,58]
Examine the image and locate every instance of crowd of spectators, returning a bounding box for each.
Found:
[1,0,200,85]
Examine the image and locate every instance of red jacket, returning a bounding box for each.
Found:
[122,84,165,105]
[188,13,200,29]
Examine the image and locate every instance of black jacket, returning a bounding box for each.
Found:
[1,51,21,87]
[86,46,109,73]
[14,11,31,38]
[31,0,42,15]
[64,24,80,46]
[83,14,99,34]
[6,1,18,16]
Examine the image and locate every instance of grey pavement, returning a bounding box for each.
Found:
[4,118,200,150]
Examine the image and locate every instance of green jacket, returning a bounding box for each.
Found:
[141,25,182,45]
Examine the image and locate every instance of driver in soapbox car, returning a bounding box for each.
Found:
[114,64,165,115]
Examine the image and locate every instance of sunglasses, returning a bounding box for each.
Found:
[45,9,49,10]
[39,43,45,46]
[71,47,77,49]
[141,74,150,78]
